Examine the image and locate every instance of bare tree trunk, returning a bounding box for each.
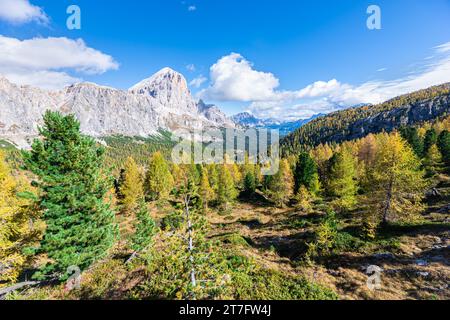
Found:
[382,179,393,226]
[0,281,41,299]
[184,194,197,298]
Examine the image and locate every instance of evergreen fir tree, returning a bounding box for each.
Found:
[437,130,450,172]
[23,111,117,280]
[400,127,424,158]
[243,171,256,196]
[294,152,320,195]
[423,128,438,157]
[131,200,155,252]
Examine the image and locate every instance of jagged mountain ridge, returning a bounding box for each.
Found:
[281,83,450,155]
[0,68,234,148]
[232,112,325,136]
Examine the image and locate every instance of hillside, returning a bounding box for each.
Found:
[1,100,449,302]
[281,83,450,155]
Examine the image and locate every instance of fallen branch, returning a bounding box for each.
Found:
[125,252,139,264]
[0,281,41,299]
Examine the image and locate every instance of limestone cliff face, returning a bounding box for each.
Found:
[342,94,450,142]
[0,68,235,148]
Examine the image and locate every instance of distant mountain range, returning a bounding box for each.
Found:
[0,64,338,148]
[2,66,448,151]
[0,68,234,148]
[231,112,325,136]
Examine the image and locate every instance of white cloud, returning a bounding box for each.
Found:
[188,5,196,11]
[0,0,48,24]
[189,75,207,88]
[200,53,279,101]
[205,43,450,121]
[186,64,196,72]
[435,42,450,53]
[0,36,119,89]
[4,70,81,90]
[295,79,343,99]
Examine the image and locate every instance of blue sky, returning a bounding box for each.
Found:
[0,0,449,119]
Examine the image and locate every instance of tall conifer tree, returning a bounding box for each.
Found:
[145,152,174,200]
[326,148,358,210]
[294,152,320,195]
[23,111,117,279]
[364,133,426,230]
[118,157,144,214]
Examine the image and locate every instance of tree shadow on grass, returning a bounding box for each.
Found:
[238,191,273,207]
[248,231,314,261]
[377,222,450,239]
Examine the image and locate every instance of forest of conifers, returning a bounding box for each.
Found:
[1,97,449,300]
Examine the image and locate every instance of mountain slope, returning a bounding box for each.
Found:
[281,83,450,155]
[0,68,234,148]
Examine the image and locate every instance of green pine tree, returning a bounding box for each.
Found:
[23,111,117,280]
[400,127,424,158]
[294,152,320,195]
[131,200,155,252]
[423,128,438,157]
[437,130,450,172]
[243,171,256,196]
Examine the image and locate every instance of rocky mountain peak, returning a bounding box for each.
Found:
[128,67,195,112]
[0,69,236,148]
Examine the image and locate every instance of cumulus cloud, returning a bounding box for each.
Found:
[188,5,197,11]
[0,36,119,89]
[0,0,48,24]
[204,44,450,120]
[189,75,207,88]
[200,53,279,101]
[4,70,81,90]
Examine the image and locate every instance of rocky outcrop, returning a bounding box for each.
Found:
[0,68,235,148]
[281,83,450,153]
[334,94,450,143]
